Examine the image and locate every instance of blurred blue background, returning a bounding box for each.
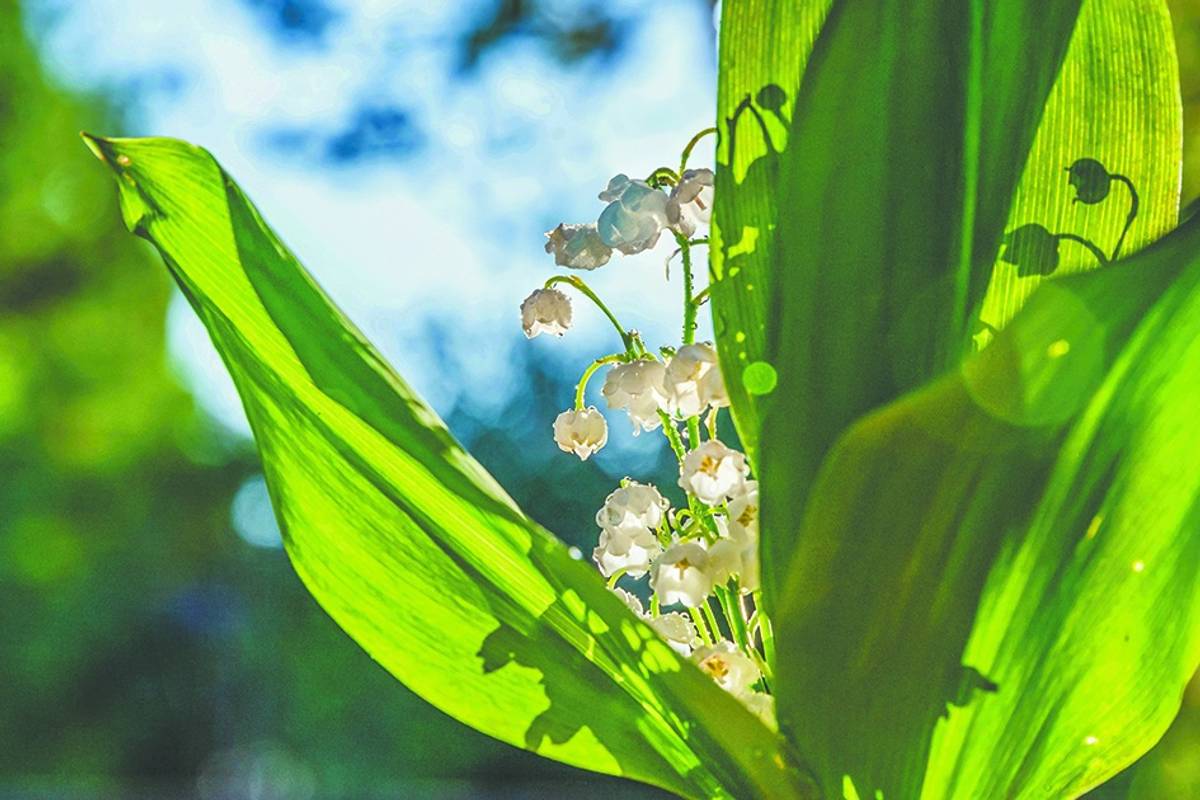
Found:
[1,0,1197,797]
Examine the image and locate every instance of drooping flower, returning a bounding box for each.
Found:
[544,222,613,270]
[740,691,776,729]
[663,342,729,417]
[593,527,661,578]
[648,611,700,656]
[596,481,669,534]
[707,514,760,593]
[520,287,572,338]
[726,480,759,544]
[651,540,712,607]
[553,406,607,460]
[666,168,715,237]
[678,439,749,505]
[610,586,644,615]
[597,174,670,255]
[692,640,761,697]
[602,360,668,434]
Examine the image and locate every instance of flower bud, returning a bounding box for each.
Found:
[553,406,607,460]
[678,439,748,505]
[544,222,613,270]
[520,287,572,338]
[666,168,714,237]
[597,174,670,255]
[602,360,668,435]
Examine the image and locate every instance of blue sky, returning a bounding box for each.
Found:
[29,0,719,439]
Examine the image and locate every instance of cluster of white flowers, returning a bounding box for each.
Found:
[519,132,773,726]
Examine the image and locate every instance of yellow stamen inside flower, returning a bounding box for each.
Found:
[699,655,729,680]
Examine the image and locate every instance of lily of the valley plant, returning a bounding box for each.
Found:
[84,1,1200,798]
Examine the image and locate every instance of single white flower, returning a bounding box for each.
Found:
[520,287,572,339]
[544,222,613,270]
[692,640,761,697]
[553,407,607,460]
[610,586,644,616]
[597,174,670,255]
[706,518,760,593]
[666,168,715,237]
[596,481,669,534]
[726,480,759,544]
[593,528,661,578]
[648,611,700,656]
[651,540,712,607]
[740,691,776,728]
[678,439,749,505]
[602,360,668,435]
[663,342,728,417]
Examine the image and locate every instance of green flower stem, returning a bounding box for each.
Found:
[687,415,703,448]
[757,595,776,670]
[646,165,680,187]
[679,127,717,174]
[575,354,623,409]
[690,607,715,646]
[544,274,633,353]
[606,567,628,589]
[718,585,750,652]
[702,600,725,643]
[677,232,698,346]
[659,411,688,464]
[691,286,711,306]
[650,594,661,617]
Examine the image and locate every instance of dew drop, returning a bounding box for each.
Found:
[743,361,778,395]
[116,153,132,167]
[1132,560,1146,573]
[735,331,746,343]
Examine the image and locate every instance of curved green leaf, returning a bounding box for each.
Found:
[775,216,1200,798]
[82,134,817,800]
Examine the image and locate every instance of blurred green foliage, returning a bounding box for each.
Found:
[1,0,1197,796]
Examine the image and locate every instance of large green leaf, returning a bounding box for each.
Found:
[82,134,818,800]
[774,212,1200,798]
[713,0,1182,609]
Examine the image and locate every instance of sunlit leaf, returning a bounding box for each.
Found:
[774,214,1200,798]
[82,134,817,800]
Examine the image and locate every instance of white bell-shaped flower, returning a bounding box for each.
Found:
[597,174,670,255]
[648,611,700,656]
[520,287,572,339]
[726,480,759,544]
[553,407,607,460]
[602,360,668,435]
[740,691,776,729]
[593,527,661,578]
[666,168,715,237]
[692,640,761,697]
[596,481,669,534]
[663,343,729,418]
[678,439,749,505]
[706,516,760,593]
[544,222,613,271]
[651,540,712,607]
[610,586,644,616]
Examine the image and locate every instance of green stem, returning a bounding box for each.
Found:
[575,354,623,409]
[677,232,697,346]
[650,594,661,617]
[606,567,628,589]
[702,600,725,644]
[679,127,717,173]
[659,411,687,464]
[758,602,776,671]
[689,607,715,646]
[646,166,680,187]
[718,585,749,652]
[687,416,703,449]
[545,274,632,353]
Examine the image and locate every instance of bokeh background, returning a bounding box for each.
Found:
[0,0,1196,797]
